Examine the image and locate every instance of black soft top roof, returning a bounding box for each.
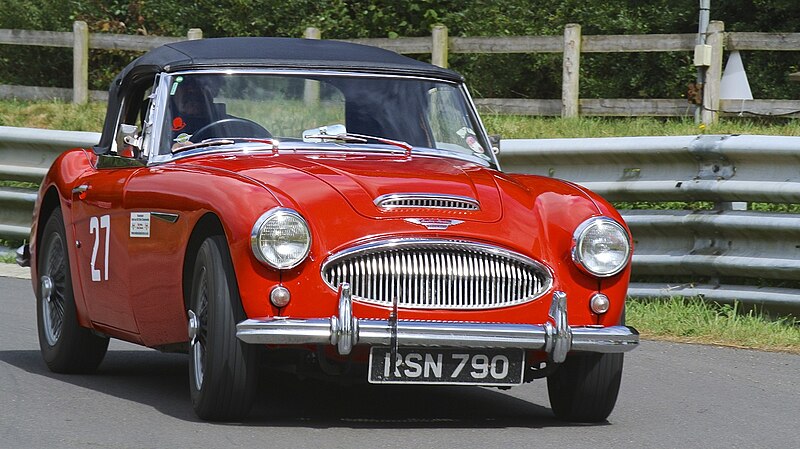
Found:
[122,37,462,81]
[95,37,463,153]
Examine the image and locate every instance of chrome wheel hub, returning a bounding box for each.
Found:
[40,275,54,303]
[187,309,199,345]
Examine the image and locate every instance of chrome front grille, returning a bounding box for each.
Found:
[374,193,480,211]
[321,239,551,309]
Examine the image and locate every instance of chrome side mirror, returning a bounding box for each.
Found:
[489,134,501,154]
[115,123,142,157]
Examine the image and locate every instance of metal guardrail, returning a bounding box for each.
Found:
[502,134,800,313]
[1,127,798,312]
[0,126,99,239]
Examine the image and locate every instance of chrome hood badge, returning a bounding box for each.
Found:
[404,218,464,230]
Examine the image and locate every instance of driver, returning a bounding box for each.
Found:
[169,76,217,146]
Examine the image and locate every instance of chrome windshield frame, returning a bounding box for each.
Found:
[145,68,500,169]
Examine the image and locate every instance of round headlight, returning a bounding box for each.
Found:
[251,208,311,269]
[573,217,630,277]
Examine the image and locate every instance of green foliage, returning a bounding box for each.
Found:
[0,0,73,88]
[2,1,800,101]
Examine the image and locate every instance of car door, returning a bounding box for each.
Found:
[71,164,140,335]
[70,78,159,337]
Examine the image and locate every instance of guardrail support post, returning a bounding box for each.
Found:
[432,25,448,68]
[187,28,203,40]
[72,21,89,105]
[303,27,321,105]
[562,23,581,118]
[702,21,724,125]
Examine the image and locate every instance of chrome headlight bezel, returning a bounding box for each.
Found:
[250,207,311,270]
[572,217,631,278]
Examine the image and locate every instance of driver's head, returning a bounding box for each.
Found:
[172,77,208,117]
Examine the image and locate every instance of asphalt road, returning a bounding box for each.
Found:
[1,274,798,449]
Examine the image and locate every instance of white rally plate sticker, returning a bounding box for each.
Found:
[368,347,525,386]
[130,212,151,238]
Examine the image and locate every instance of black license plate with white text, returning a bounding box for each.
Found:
[368,347,525,385]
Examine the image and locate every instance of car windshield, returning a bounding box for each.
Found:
[159,72,492,163]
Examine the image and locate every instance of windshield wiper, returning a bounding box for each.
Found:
[303,133,412,156]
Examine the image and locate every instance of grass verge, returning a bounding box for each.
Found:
[0,99,106,131]
[628,297,800,354]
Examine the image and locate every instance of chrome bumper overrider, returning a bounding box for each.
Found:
[236,284,639,363]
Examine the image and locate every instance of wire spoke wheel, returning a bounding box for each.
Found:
[37,208,109,373]
[41,232,67,346]
[190,266,209,391]
[188,235,257,421]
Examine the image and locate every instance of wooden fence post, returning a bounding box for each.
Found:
[303,27,321,105]
[187,28,203,40]
[702,21,725,125]
[432,25,448,68]
[72,21,89,104]
[562,23,581,118]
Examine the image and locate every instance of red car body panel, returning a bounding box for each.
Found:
[31,148,631,349]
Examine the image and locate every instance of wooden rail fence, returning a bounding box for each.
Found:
[3,21,800,123]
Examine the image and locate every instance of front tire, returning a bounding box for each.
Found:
[37,208,109,373]
[188,236,257,421]
[547,352,624,423]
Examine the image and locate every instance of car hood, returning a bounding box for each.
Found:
[180,151,603,260]
[198,152,506,222]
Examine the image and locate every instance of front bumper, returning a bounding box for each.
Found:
[236,284,639,363]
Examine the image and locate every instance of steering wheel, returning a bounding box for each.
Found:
[191,118,272,141]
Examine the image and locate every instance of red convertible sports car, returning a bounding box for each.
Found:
[18,37,638,422]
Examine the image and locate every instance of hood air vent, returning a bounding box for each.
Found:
[374,193,480,211]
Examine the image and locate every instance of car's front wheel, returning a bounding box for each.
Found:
[37,208,109,373]
[546,352,624,423]
[188,235,257,421]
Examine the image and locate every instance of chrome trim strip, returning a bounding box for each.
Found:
[235,289,639,357]
[374,193,480,211]
[151,212,179,223]
[320,238,553,309]
[166,68,461,83]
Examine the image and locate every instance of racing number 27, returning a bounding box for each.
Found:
[90,215,110,281]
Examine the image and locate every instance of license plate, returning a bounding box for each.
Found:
[368,347,525,385]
